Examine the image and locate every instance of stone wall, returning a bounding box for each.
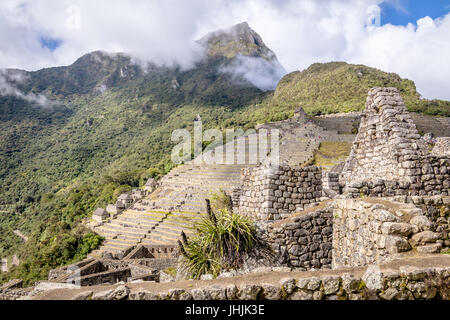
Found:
[51,258,176,286]
[265,197,444,272]
[343,156,449,197]
[77,268,132,286]
[332,199,443,268]
[48,243,177,287]
[322,172,341,195]
[136,258,177,271]
[382,195,450,251]
[48,258,98,281]
[267,206,333,270]
[124,245,177,259]
[340,87,449,197]
[235,164,323,221]
[0,287,32,301]
[78,264,450,300]
[341,87,425,183]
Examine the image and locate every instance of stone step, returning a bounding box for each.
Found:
[103,223,151,234]
[166,167,247,173]
[159,182,240,189]
[150,202,206,210]
[101,242,133,251]
[106,238,140,246]
[124,211,168,219]
[96,228,148,240]
[166,213,202,219]
[149,200,207,208]
[163,173,243,179]
[163,169,245,174]
[168,169,247,174]
[145,235,177,245]
[149,228,185,241]
[116,233,143,241]
[113,215,160,225]
[114,216,161,227]
[156,224,196,234]
[163,173,244,179]
[141,238,174,246]
[150,197,219,204]
[163,219,198,228]
[159,182,238,190]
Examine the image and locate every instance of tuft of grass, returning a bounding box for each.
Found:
[164,267,177,278]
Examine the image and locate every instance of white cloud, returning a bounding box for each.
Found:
[220,54,287,91]
[0,0,449,99]
[0,70,55,107]
[350,14,450,100]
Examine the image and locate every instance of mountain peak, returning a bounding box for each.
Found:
[198,22,275,60]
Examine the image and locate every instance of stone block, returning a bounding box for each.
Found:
[381,222,413,237]
[385,236,412,254]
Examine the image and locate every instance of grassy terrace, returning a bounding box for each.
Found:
[313,141,352,170]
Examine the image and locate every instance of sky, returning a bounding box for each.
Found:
[380,0,450,25]
[0,0,449,100]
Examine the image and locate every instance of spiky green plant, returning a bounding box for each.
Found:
[178,201,259,279]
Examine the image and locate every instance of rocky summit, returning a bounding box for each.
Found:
[199,21,278,61]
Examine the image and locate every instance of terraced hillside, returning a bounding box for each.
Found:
[89,117,356,258]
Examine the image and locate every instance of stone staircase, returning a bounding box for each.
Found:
[88,210,168,258]
[89,118,354,258]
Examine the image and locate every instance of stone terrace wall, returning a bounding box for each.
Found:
[235,165,323,221]
[340,87,449,197]
[79,264,450,300]
[382,195,450,251]
[332,199,444,268]
[267,206,333,270]
[266,198,443,272]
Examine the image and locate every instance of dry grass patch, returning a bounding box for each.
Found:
[313,141,351,169]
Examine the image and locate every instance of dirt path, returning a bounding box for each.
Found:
[33,254,450,300]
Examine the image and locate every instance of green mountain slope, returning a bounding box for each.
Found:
[0,24,449,285]
[271,62,450,116]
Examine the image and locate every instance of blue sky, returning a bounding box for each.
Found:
[381,0,450,25]
[40,36,62,52]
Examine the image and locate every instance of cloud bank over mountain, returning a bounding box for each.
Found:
[0,70,54,107]
[220,55,287,91]
[0,0,449,99]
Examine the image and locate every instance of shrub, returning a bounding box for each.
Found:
[178,199,259,279]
